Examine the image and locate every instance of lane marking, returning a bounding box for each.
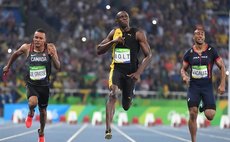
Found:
[136,125,191,142]
[199,133,230,141]
[0,123,62,141]
[147,126,230,141]
[0,124,26,130]
[66,124,88,142]
[113,125,136,142]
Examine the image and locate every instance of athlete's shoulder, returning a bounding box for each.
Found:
[19,43,30,51]
[47,43,55,47]
[184,47,193,55]
[133,27,143,33]
[21,43,30,47]
[207,43,216,51]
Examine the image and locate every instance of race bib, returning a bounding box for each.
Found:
[191,65,208,79]
[114,48,130,63]
[30,66,47,80]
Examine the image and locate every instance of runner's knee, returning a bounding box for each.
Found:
[122,99,132,111]
[122,104,130,111]
[204,109,215,121]
[28,96,38,107]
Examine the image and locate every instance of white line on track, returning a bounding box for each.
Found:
[0,123,62,141]
[199,132,230,141]
[113,125,136,142]
[0,124,25,130]
[136,125,191,142]
[200,128,230,135]
[66,124,88,142]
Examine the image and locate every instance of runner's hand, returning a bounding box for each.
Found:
[182,75,190,85]
[3,66,9,76]
[114,37,125,45]
[127,72,140,81]
[218,84,225,95]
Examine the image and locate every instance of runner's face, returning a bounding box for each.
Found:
[194,30,205,45]
[116,12,129,28]
[33,32,46,47]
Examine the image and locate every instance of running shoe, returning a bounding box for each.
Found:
[25,115,33,128]
[38,129,45,142]
[105,129,112,139]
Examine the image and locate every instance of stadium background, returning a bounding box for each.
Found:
[0,0,229,126]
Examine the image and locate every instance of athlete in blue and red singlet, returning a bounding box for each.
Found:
[181,25,226,142]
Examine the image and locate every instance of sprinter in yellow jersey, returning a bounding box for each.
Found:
[97,11,152,139]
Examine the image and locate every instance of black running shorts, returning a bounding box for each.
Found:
[109,69,135,106]
[26,83,50,109]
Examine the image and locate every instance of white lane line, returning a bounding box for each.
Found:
[0,124,25,130]
[113,125,136,142]
[199,133,230,141]
[200,128,230,135]
[66,124,88,142]
[136,125,191,142]
[0,123,62,141]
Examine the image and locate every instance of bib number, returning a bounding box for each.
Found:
[30,66,47,80]
[191,65,208,79]
[114,48,130,63]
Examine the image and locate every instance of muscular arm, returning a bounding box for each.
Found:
[135,30,152,75]
[215,57,226,94]
[180,61,190,84]
[97,29,124,55]
[3,44,29,74]
[127,30,152,80]
[96,30,115,55]
[47,43,61,70]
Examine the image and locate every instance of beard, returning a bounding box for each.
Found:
[195,41,203,45]
[195,39,204,45]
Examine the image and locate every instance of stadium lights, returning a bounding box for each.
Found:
[7,48,12,54]
[152,19,158,25]
[81,37,87,42]
[106,5,111,10]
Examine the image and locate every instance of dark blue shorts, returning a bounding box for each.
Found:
[187,81,216,110]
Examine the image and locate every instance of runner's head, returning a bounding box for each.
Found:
[33,28,46,48]
[193,24,205,45]
[115,11,130,29]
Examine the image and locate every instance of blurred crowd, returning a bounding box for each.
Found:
[0,0,229,106]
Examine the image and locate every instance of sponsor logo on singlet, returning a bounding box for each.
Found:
[191,65,208,79]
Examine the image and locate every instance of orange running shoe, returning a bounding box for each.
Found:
[38,129,45,142]
[25,115,33,128]
[38,135,45,142]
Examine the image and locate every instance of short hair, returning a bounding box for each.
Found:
[194,24,205,34]
[195,24,204,31]
[35,28,46,34]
